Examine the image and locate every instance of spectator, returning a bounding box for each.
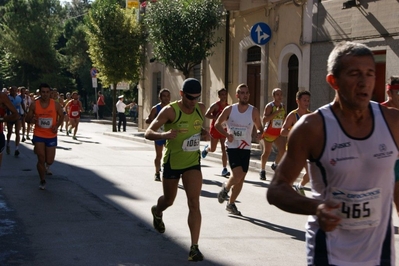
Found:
[97,91,105,119]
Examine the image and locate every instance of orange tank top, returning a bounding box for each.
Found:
[34,99,57,138]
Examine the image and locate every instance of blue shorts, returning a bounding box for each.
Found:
[155,139,166,146]
[32,136,57,147]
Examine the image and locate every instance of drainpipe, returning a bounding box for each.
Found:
[224,11,230,90]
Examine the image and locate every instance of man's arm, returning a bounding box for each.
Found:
[215,106,232,141]
[262,103,283,125]
[380,107,399,216]
[145,106,177,141]
[53,102,64,133]
[25,101,36,124]
[252,107,263,133]
[198,102,210,141]
[280,112,295,137]
[1,93,18,122]
[267,113,341,232]
[145,106,157,124]
[205,102,218,120]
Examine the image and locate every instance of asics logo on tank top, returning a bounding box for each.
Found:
[331,142,351,151]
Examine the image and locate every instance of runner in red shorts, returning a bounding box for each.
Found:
[202,88,230,177]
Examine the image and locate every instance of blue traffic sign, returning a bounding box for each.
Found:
[90,68,98,78]
[250,22,272,45]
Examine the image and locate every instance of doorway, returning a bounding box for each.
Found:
[286,55,299,113]
[247,64,261,110]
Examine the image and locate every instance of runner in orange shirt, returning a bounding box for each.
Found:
[25,83,64,189]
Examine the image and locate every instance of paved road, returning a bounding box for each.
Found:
[0,121,398,266]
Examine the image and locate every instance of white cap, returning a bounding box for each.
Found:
[118,95,124,99]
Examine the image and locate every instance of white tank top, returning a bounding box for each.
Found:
[307,102,397,266]
[225,104,254,150]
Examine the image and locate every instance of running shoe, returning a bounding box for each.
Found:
[154,173,161,182]
[201,145,208,158]
[46,167,52,175]
[221,168,230,177]
[188,244,204,262]
[271,163,278,171]
[60,129,63,132]
[259,170,266,181]
[72,136,77,140]
[26,135,30,140]
[226,203,242,216]
[6,146,10,155]
[217,182,229,204]
[151,205,165,233]
[66,131,69,136]
[14,150,20,157]
[293,184,306,196]
[68,129,72,134]
[21,137,26,142]
[39,180,46,190]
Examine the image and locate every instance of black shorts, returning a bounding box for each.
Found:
[0,132,5,154]
[227,148,251,173]
[162,161,201,180]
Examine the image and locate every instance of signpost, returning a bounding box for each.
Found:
[250,22,272,45]
[90,68,99,119]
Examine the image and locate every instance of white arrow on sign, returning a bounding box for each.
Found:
[255,25,270,43]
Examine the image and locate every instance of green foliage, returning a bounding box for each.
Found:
[0,0,66,86]
[85,0,143,86]
[144,0,224,78]
[85,0,144,131]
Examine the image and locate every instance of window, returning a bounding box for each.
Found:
[247,46,261,62]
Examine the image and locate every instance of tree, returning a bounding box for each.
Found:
[0,0,66,88]
[85,0,143,131]
[144,0,224,78]
[61,0,93,108]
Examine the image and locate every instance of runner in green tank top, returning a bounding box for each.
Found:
[145,78,209,262]
[163,101,204,169]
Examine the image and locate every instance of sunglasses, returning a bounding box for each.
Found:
[184,93,201,101]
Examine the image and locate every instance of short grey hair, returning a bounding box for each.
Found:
[327,41,374,77]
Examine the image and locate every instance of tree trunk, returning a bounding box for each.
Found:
[112,83,117,132]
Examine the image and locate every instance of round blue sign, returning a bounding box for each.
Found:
[250,22,272,45]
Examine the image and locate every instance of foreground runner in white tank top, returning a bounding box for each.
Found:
[267,42,399,265]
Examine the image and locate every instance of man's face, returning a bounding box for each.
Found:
[333,55,375,110]
[387,89,399,108]
[296,95,310,110]
[218,90,228,102]
[273,90,283,103]
[182,92,200,109]
[236,86,250,105]
[160,92,171,105]
[40,87,51,100]
[9,87,17,96]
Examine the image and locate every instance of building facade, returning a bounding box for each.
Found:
[138,0,399,131]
